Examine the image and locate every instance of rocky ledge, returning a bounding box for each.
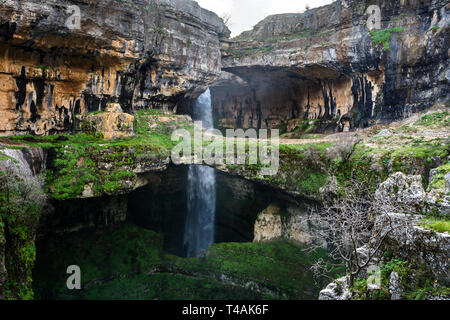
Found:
[212,0,449,133]
[0,0,229,135]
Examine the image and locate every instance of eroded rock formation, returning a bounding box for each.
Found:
[0,0,229,135]
[212,0,449,133]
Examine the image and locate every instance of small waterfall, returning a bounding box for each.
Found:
[183,88,216,257]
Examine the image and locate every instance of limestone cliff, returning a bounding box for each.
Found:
[212,0,449,132]
[0,0,229,135]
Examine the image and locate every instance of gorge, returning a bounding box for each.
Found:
[0,0,449,301]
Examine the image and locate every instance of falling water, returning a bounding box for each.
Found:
[183,88,216,257]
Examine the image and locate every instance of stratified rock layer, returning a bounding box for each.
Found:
[0,0,229,135]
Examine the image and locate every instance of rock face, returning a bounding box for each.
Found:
[38,195,128,236]
[212,0,449,132]
[381,212,450,282]
[0,0,230,135]
[319,276,351,300]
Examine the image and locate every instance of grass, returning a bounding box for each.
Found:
[33,223,344,300]
[81,273,263,300]
[226,45,274,59]
[370,27,404,51]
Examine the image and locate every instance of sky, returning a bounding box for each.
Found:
[196,0,334,37]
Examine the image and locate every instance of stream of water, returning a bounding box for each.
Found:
[183,89,216,257]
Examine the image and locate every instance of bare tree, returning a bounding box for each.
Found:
[307,181,398,287]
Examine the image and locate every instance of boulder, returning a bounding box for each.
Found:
[83,104,134,140]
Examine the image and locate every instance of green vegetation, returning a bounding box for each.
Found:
[224,119,448,200]
[82,273,263,300]
[335,134,449,193]
[420,216,450,233]
[280,119,320,138]
[428,25,440,31]
[228,27,334,59]
[35,65,49,71]
[265,28,333,43]
[370,27,404,51]
[224,141,332,199]
[155,26,165,34]
[33,223,343,300]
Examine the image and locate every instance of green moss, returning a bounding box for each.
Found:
[226,45,275,58]
[33,223,343,300]
[280,119,320,138]
[155,26,165,34]
[186,241,343,299]
[33,223,165,299]
[0,154,16,162]
[334,133,449,193]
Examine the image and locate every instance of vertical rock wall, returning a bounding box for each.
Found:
[0,0,230,135]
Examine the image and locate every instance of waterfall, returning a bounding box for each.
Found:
[183,88,216,257]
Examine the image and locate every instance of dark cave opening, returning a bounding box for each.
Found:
[127,165,278,257]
